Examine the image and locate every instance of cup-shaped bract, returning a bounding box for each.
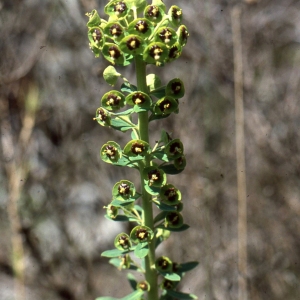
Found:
[143,42,168,65]
[95,107,111,127]
[166,42,182,62]
[114,233,132,250]
[143,166,167,187]
[100,141,122,163]
[144,5,164,24]
[104,22,126,41]
[101,90,125,111]
[174,155,186,170]
[86,9,101,27]
[168,5,182,27]
[125,91,152,110]
[166,78,185,99]
[160,184,181,206]
[106,204,119,219]
[112,180,136,200]
[119,34,146,55]
[154,96,178,116]
[137,280,150,292]
[104,0,131,19]
[130,225,154,243]
[154,27,177,47]
[102,43,126,65]
[88,27,105,49]
[164,212,183,228]
[165,138,184,160]
[160,279,176,290]
[128,18,153,38]
[155,256,173,273]
[177,25,189,47]
[124,139,150,157]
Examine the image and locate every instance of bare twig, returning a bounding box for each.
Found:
[231,6,248,300]
[0,84,39,300]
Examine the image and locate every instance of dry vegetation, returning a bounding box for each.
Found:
[0,0,300,299]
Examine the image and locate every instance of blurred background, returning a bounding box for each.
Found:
[1,0,300,299]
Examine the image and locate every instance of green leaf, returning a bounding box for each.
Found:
[159,164,185,175]
[162,272,181,281]
[167,290,198,300]
[153,211,167,224]
[127,273,137,291]
[105,214,131,222]
[134,242,149,258]
[111,118,135,132]
[179,261,199,273]
[122,290,144,300]
[111,199,135,207]
[157,224,190,232]
[121,82,137,94]
[96,297,116,300]
[101,249,129,258]
[156,202,177,211]
[144,184,161,196]
[103,66,121,86]
[152,150,169,162]
[150,86,166,99]
[146,74,162,91]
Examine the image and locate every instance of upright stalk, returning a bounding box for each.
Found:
[135,56,158,300]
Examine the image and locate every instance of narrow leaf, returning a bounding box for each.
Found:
[101,249,129,257]
[179,261,199,273]
[162,272,181,281]
[167,290,198,300]
[127,273,137,291]
[121,290,144,300]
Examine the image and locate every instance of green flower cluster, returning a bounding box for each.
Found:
[86,0,189,66]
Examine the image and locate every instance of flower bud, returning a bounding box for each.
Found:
[102,43,126,65]
[155,27,177,46]
[154,96,178,116]
[120,35,145,55]
[106,204,118,219]
[137,280,150,292]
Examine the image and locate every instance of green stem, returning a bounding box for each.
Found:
[135,56,158,300]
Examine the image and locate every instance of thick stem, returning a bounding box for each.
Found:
[135,56,158,300]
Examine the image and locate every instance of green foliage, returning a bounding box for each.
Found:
[86,1,197,299]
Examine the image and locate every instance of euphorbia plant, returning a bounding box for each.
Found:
[86,1,198,299]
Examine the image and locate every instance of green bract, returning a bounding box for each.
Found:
[130,225,153,243]
[160,184,181,206]
[128,18,153,38]
[125,91,152,111]
[105,1,131,19]
[104,22,125,41]
[166,78,185,98]
[114,233,132,250]
[112,180,136,200]
[100,141,122,163]
[86,2,197,299]
[101,90,125,111]
[95,107,111,127]
[124,139,149,157]
[153,96,178,116]
[165,138,184,159]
